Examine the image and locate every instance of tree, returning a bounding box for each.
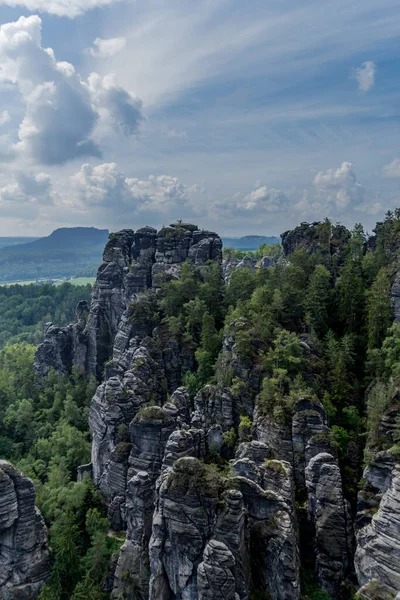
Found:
[367,267,393,349]
[195,313,222,385]
[336,260,365,334]
[305,264,332,337]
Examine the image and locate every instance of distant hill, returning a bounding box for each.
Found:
[0,227,109,283]
[222,235,280,250]
[0,237,39,249]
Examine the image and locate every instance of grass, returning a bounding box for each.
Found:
[57,277,96,286]
[0,277,96,288]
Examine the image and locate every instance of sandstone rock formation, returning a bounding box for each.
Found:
[32,221,400,599]
[0,461,49,600]
[35,224,222,380]
[355,458,400,598]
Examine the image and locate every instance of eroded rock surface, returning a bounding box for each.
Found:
[0,461,49,600]
[355,463,400,598]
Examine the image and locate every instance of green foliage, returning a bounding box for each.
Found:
[222,427,238,450]
[0,344,96,477]
[0,282,92,348]
[367,267,393,349]
[305,264,332,337]
[39,479,118,600]
[238,415,252,441]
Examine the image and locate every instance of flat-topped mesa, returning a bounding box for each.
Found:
[34,223,222,380]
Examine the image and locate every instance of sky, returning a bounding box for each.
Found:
[0,0,400,237]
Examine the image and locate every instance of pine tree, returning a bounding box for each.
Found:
[367,267,393,349]
[305,264,332,337]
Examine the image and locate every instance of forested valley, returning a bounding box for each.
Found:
[1,215,400,600]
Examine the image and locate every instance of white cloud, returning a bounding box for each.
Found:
[0,16,143,165]
[0,0,122,18]
[88,37,126,58]
[313,162,365,210]
[128,174,194,212]
[70,163,194,217]
[237,184,288,212]
[383,158,400,178]
[166,129,188,139]
[87,74,143,136]
[0,111,10,127]
[0,170,53,219]
[353,61,376,92]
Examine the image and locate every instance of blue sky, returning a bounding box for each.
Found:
[0,0,400,236]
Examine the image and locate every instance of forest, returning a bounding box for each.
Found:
[1,214,400,599]
[0,282,92,348]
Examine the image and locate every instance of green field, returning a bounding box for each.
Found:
[55,277,96,287]
[0,277,96,287]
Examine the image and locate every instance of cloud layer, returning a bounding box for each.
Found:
[0,0,121,17]
[0,16,142,165]
[88,37,127,58]
[353,61,376,92]
[383,159,400,178]
[0,171,53,219]
[71,163,194,222]
[313,162,365,210]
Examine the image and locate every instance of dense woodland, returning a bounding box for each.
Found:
[0,282,92,348]
[1,214,400,598]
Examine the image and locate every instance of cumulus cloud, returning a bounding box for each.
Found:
[237,184,288,212]
[353,61,376,92]
[0,170,53,219]
[166,129,188,139]
[313,162,365,210]
[71,163,194,217]
[87,74,143,136]
[88,37,126,58]
[383,158,400,178]
[0,111,10,127]
[0,16,143,165]
[0,0,122,18]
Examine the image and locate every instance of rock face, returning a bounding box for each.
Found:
[281,221,350,262]
[35,224,222,380]
[197,540,239,600]
[222,254,284,283]
[355,459,400,598]
[255,398,353,598]
[33,221,400,599]
[305,453,353,598]
[0,461,49,600]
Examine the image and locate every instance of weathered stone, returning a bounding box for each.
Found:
[305,453,353,598]
[231,458,300,600]
[191,385,235,433]
[197,540,240,600]
[149,458,224,599]
[0,462,49,600]
[355,466,400,597]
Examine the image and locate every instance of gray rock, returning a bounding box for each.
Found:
[35,225,222,380]
[355,466,400,597]
[305,453,353,598]
[231,458,300,600]
[112,470,154,599]
[191,385,235,433]
[197,540,240,600]
[149,457,224,599]
[0,462,49,600]
[162,429,205,469]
